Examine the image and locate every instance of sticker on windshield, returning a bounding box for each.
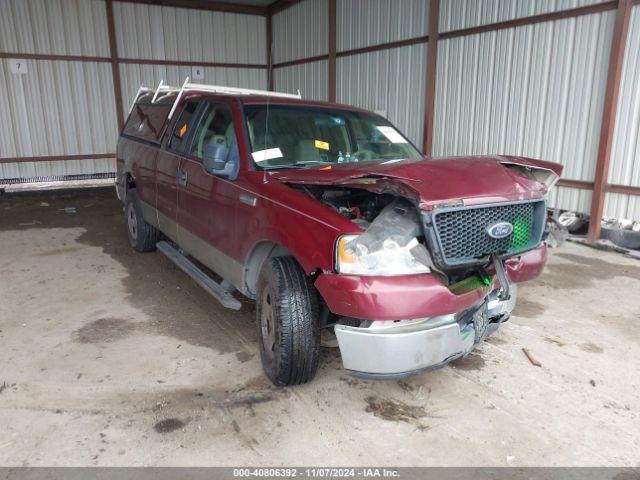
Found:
[315,140,330,151]
[252,147,283,162]
[376,126,408,143]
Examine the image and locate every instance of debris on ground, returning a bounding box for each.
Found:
[545,226,568,248]
[59,207,77,214]
[153,418,186,434]
[522,348,542,367]
[626,250,640,260]
[590,380,596,387]
[601,224,640,250]
[365,396,428,429]
[39,202,49,207]
[567,237,633,256]
[557,211,589,234]
[506,455,518,465]
[602,217,640,231]
[545,218,569,248]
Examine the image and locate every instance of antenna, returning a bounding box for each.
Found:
[262,88,271,184]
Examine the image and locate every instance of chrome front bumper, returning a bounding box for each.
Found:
[334,285,517,379]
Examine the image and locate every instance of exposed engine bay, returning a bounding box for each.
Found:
[296,185,397,229]
[294,185,444,276]
[293,182,545,290]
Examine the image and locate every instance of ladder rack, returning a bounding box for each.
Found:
[128,78,302,119]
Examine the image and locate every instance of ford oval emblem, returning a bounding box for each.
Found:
[487,222,514,239]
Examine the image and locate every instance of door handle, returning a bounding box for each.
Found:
[239,193,257,207]
[177,169,188,186]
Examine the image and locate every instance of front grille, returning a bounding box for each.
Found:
[428,200,546,268]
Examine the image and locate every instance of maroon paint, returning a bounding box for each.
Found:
[117,93,562,321]
[316,246,547,321]
[503,246,548,284]
[271,155,560,210]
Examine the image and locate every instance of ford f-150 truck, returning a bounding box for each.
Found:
[116,80,562,386]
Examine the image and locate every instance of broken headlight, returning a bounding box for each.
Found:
[336,234,430,276]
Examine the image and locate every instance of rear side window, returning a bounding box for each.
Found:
[168,101,200,152]
[122,103,171,143]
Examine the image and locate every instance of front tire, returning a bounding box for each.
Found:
[125,189,160,252]
[256,257,320,386]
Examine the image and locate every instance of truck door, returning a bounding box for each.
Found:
[156,100,202,242]
[176,100,242,287]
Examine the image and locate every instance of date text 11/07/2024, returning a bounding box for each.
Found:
[232,468,400,478]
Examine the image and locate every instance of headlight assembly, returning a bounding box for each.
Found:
[336,234,430,276]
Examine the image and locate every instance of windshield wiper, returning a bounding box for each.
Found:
[262,164,307,170]
[264,161,333,170]
[292,160,334,167]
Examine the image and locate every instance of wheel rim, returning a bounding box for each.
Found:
[260,291,276,361]
[127,203,138,241]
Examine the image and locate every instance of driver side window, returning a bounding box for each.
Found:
[189,102,235,160]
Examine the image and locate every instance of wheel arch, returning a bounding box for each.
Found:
[243,241,295,299]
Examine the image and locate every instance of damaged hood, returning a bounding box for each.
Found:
[271,155,563,209]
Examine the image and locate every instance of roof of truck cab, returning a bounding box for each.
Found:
[181,91,371,113]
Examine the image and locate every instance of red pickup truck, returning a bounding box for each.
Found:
[116,81,562,386]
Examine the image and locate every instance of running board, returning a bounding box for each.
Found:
[157,241,242,310]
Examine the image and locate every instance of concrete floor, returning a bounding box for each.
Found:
[0,188,639,467]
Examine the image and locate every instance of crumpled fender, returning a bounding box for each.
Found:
[315,246,548,321]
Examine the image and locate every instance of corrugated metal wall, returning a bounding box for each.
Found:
[0,0,116,181]
[0,59,118,179]
[433,10,615,214]
[605,4,640,219]
[113,2,266,64]
[337,44,428,147]
[272,0,429,146]
[439,0,609,32]
[271,0,640,220]
[335,0,429,147]
[0,0,110,56]
[273,60,328,101]
[272,0,328,64]
[337,0,429,51]
[0,0,267,186]
[114,2,268,117]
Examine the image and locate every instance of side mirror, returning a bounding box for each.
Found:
[203,143,228,173]
[202,140,239,180]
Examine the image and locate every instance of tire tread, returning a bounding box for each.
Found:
[258,256,320,386]
[125,189,160,252]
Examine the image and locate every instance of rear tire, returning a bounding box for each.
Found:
[125,189,160,252]
[256,257,320,386]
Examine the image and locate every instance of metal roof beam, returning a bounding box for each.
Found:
[116,0,268,16]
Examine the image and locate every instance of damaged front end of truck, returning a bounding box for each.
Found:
[275,155,562,379]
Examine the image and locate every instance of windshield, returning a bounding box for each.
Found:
[244,105,422,170]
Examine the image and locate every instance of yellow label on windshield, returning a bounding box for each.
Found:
[315,140,329,151]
